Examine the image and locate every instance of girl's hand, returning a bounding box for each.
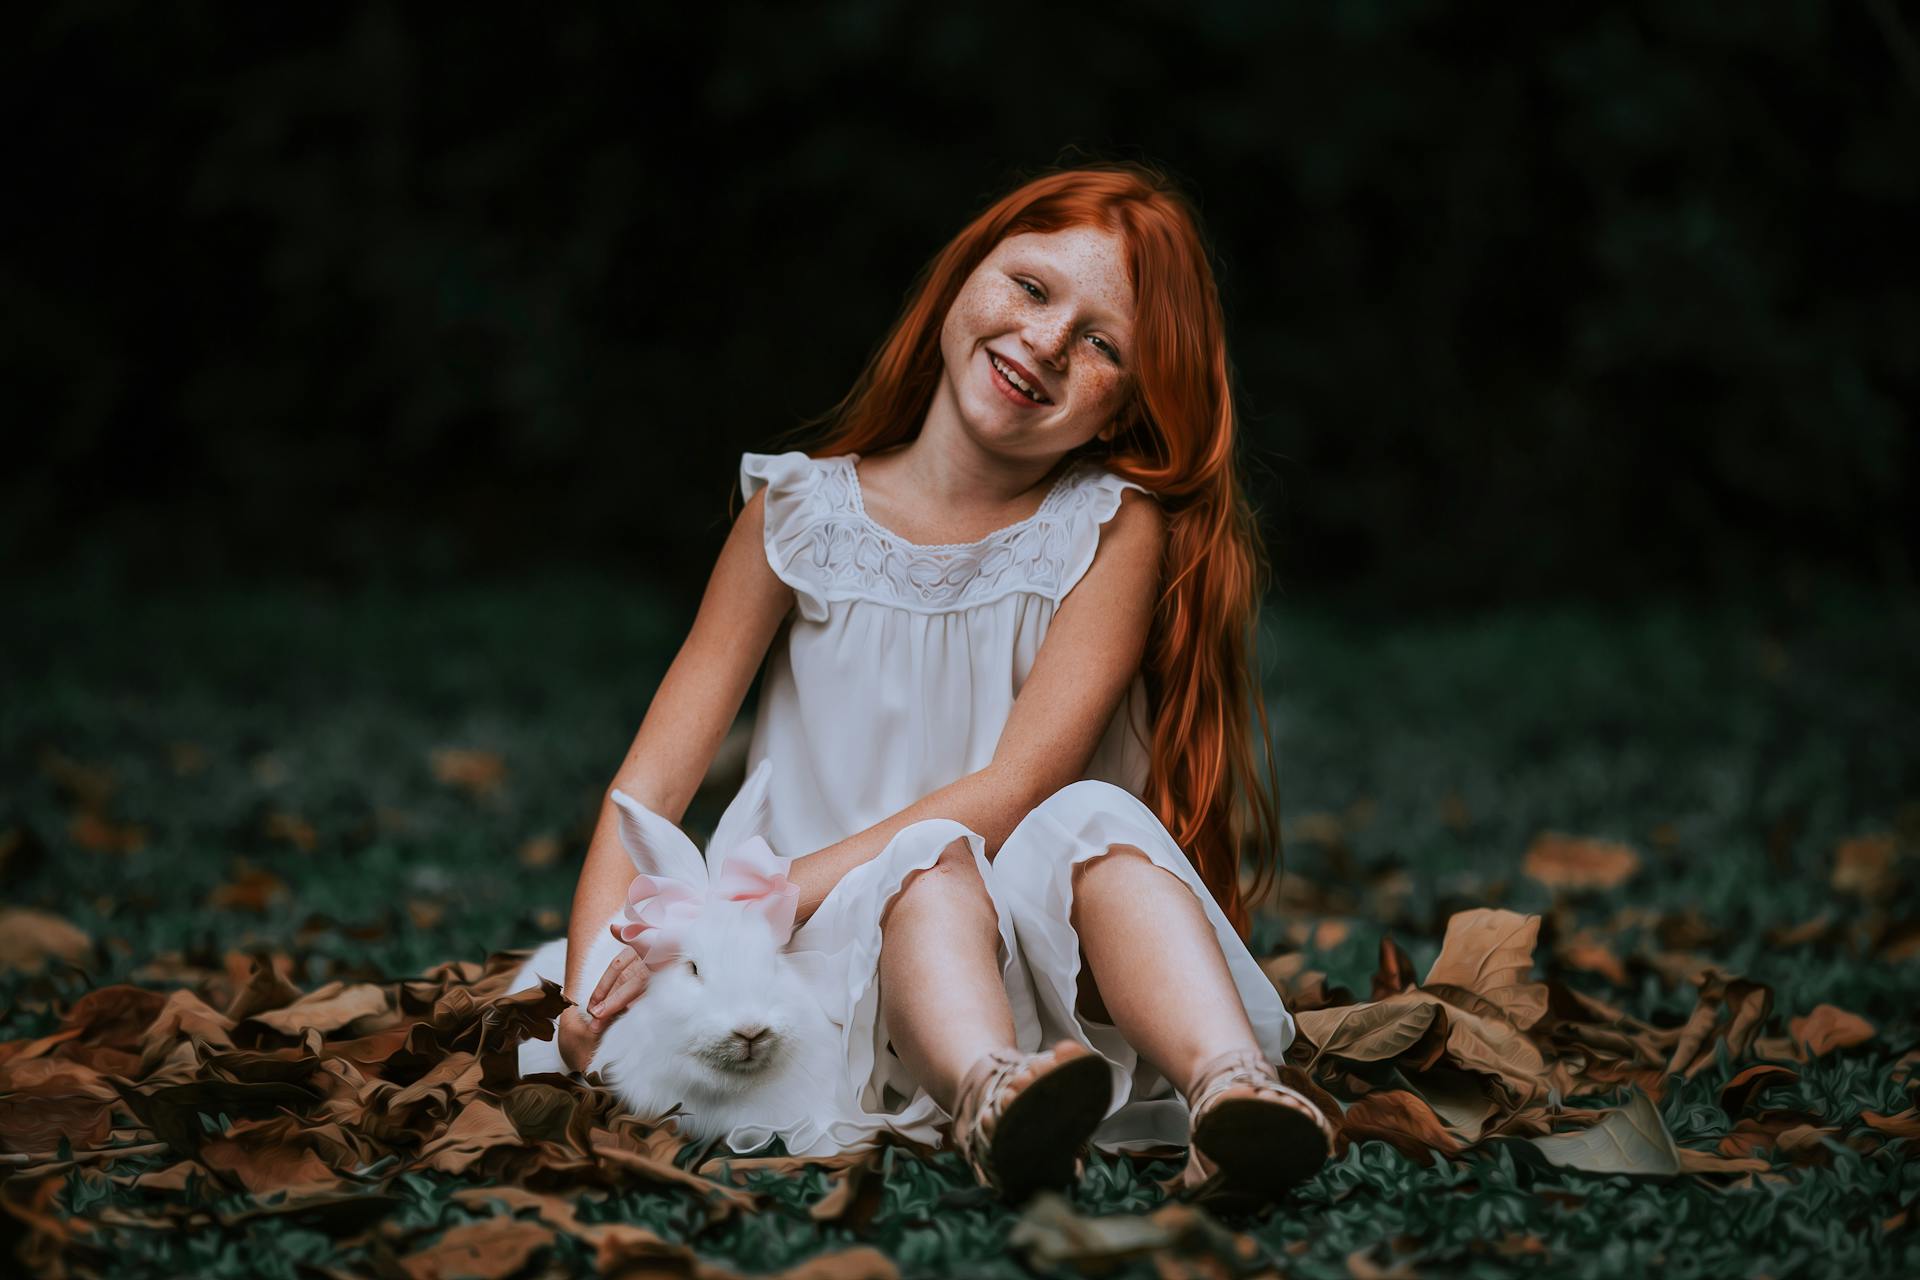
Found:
[587,927,652,1023]
[556,1004,602,1074]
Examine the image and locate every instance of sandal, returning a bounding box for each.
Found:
[949,1038,1112,1202]
[1176,1046,1336,1212]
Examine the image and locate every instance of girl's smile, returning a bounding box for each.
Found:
[985,348,1053,406]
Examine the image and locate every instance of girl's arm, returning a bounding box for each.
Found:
[785,490,1166,925]
[562,487,793,1006]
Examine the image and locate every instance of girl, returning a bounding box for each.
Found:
[551,161,1334,1209]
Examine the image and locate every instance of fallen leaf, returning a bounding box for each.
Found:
[1719,1065,1799,1118]
[518,834,562,868]
[1832,833,1899,897]
[1527,1091,1681,1176]
[0,907,92,974]
[68,811,148,854]
[1677,1148,1771,1176]
[1790,1005,1875,1058]
[1339,1090,1461,1159]
[400,1217,555,1280]
[430,747,508,798]
[242,983,388,1038]
[1371,937,1417,1001]
[1296,995,1443,1068]
[1523,833,1641,892]
[1009,1190,1252,1273]
[262,810,317,853]
[1424,909,1549,1029]
[1863,1109,1920,1141]
[207,866,290,913]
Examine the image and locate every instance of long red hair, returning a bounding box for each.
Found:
[768,160,1282,943]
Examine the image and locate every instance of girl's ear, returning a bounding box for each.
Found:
[608,789,709,885]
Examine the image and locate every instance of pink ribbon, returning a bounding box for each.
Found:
[614,835,800,970]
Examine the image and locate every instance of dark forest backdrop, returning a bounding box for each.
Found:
[5,0,1915,607]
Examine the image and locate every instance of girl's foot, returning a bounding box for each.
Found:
[949,1039,1111,1202]
[1177,1047,1336,1212]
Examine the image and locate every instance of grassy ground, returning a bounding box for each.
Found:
[2,573,1916,1277]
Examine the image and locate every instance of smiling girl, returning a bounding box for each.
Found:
[549,161,1334,1209]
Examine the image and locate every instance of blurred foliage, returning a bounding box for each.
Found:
[4,0,1915,606]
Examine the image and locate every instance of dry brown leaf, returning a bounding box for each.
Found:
[1832,832,1900,897]
[1863,1109,1920,1141]
[1371,937,1417,1001]
[1313,920,1352,950]
[1523,833,1641,892]
[1677,1148,1771,1176]
[0,907,92,975]
[199,1115,345,1196]
[1424,909,1549,1029]
[242,982,388,1038]
[69,810,148,854]
[1528,1091,1681,1175]
[1295,995,1443,1068]
[137,990,236,1075]
[430,747,508,798]
[1557,933,1629,987]
[262,810,318,853]
[1339,1089,1462,1159]
[1790,1005,1876,1058]
[223,952,305,1021]
[518,834,562,868]
[400,1217,555,1280]
[1719,1064,1799,1118]
[1666,971,1773,1079]
[591,1126,761,1220]
[207,866,290,913]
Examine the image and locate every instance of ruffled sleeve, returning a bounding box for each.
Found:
[1057,468,1155,600]
[739,451,832,623]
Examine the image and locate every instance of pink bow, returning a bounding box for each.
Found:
[613,874,704,970]
[711,836,801,943]
[613,836,800,970]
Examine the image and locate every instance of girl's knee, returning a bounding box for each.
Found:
[883,837,988,930]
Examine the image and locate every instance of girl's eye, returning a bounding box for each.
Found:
[1018,278,1043,301]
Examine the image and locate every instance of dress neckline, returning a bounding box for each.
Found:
[841,453,1081,552]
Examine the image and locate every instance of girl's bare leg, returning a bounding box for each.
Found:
[1069,845,1264,1096]
[877,838,1019,1112]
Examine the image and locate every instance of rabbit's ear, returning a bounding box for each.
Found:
[608,789,708,885]
[706,758,777,863]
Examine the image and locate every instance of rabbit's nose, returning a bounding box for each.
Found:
[733,1025,770,1052]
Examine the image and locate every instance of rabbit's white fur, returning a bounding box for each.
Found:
[510,760,851,1149]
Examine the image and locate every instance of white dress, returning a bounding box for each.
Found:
[717,448,1297,1157]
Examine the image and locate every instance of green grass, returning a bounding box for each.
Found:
[3,573,1917,1278]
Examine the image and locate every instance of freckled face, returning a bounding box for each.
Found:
[937,226,1136,462]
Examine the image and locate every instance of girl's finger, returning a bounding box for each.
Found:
[591,964,651,1022]
[590,949,634,1011]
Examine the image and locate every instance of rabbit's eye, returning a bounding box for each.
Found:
[685,959,699,977]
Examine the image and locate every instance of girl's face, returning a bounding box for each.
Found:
[937,226,1136,464]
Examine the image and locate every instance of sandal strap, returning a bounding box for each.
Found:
[951,1042,1091,1192]
[951,1046,1029,1190]
[1185,1046,1284,1115]
[1184,1046,1338,1150]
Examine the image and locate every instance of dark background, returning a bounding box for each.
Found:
[5,0,1915,611]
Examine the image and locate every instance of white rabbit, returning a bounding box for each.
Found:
[510,759,856,1152]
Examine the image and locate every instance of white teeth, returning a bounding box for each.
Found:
[992,355,1043,400]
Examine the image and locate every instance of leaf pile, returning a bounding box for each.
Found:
[0,948,944,1279]
[1275,907,1907,1182]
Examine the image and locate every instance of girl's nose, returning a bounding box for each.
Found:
[1026,318,1073,368]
